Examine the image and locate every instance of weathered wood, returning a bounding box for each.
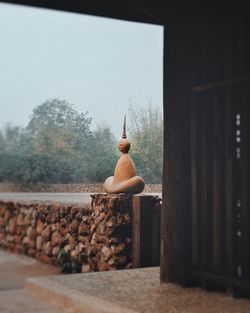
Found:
[223,17,234,279]
[246,82,250,281]
[163,12,250,295]
[190,95,198,269]
[192,271,250,294]
[132,195,160,268]
[239,83,248,281]
[237,18,248,282]
[224,88,233,277]
[131,196,141,268]
[161,17,193,285]
[212,91,222,273]
[189,75,250,94]
[199,92,211,273]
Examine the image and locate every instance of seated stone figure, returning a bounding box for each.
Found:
[103,116,145,194]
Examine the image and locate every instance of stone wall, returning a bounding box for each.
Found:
[0,194,132,273]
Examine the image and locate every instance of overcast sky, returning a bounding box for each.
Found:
[0,3,163,138]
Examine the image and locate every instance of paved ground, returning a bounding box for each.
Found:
[0,250,250,313]
[0,250,60,291]
[0,250,61,313]
[0,290,62,313]
[0,192,161,204]
[0,192,93,203]
[28,267,250,313]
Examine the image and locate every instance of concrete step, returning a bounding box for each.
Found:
[0,250,60,291]
[25,267,250,313]
[26,272,138,313]
[0,289,61,313]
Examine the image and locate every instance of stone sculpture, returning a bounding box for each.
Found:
[103,115,145,194]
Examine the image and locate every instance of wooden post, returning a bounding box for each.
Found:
[160,17,193,285]
[132,195,161,268]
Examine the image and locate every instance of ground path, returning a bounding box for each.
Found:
[1,249,250,313]
[0,192,161,204]
[0,250,61,313]
[0,192,93,204]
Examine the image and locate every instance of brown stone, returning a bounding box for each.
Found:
[51,231,62,247]
[82,216,88,223]
[75,212,82,221]
[9,217,18,233]
[6,235,14,242]
[4,210,10,223]
[107,216,116,227]
[51,213,60,223]
[90,223,97,233]
[27,248,36,257]
[29,228,38,240]
[71,206,81,217]
[36,220,44,234]
[17,214,25,226]
[39,254,51,263]
[22,236,30,245]
[77,242,85,253]
[70,249,78,261]
[64,244,74,253]
[101,246,112,260]
[36,235,44,251]
[70,219,80,232]
[52,246,60,256]
[96,221,107,235]
[81,263,91,273]
[98,260,109,272]
[0,216,5,226]
[65,233,75,245]
[41,225,52,241]
[78,235,88,244]
[31,219,36,228]
[112,243,126,255]
[60,218,67,227]
[78,223,89,235]
[87,245,98,257]
[44,241,52,256]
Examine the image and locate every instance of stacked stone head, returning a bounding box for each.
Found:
[103,115,145,194]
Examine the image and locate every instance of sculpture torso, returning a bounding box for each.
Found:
[113,153,136,184]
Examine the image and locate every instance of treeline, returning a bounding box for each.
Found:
[0,99,163,184]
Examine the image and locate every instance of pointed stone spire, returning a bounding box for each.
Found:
[122,114,127,139]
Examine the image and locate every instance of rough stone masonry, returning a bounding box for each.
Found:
[0,194,134,273]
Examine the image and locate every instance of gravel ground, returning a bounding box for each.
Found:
[0,183,162,193]
[29,267,250,313]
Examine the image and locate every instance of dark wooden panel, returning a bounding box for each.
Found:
[199,92,213,274]
[132,195,160,268]
[131,195,141,268]
[224,87,234,277]
[190,95,199,269]
[246,82,250,281]
[240,82,248,280]
[192,271,250,294]
[212,90,222,273]
[161,18,192,285]
[223,15,234,280]
[151,199,161,266]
